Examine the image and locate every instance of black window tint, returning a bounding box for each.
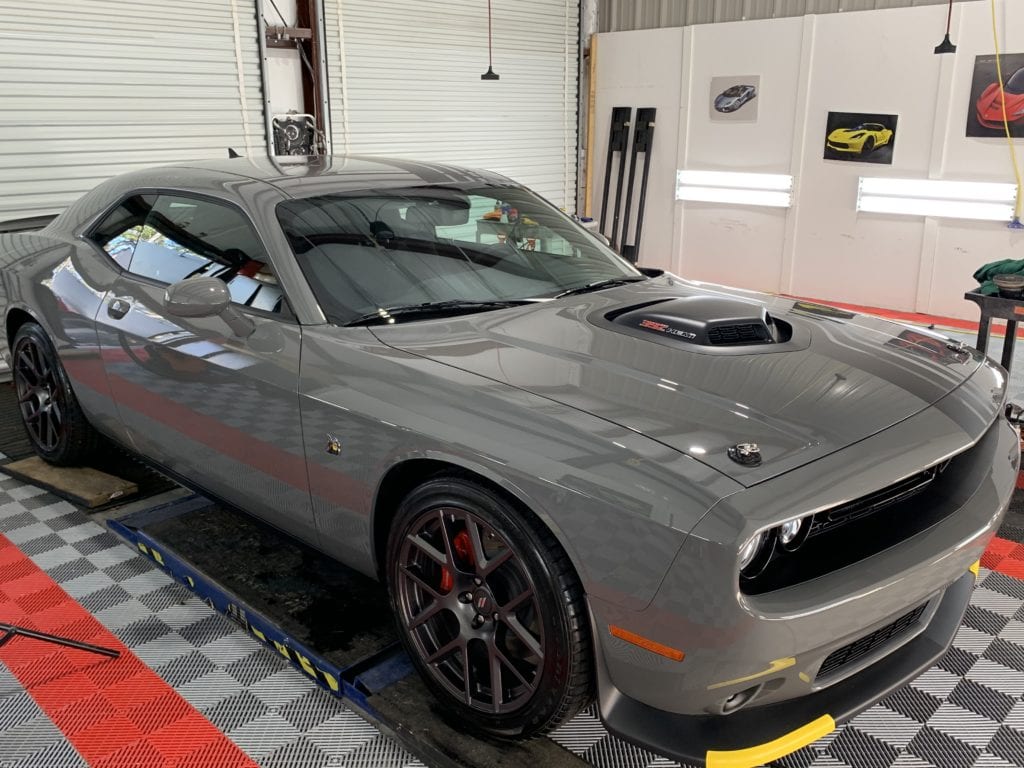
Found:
[1007,68,1024,94]
[276,185,638,325]
[89,195,156,269]
[130,194,286,315]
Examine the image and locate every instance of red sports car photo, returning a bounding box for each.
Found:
[976,65,1024,130]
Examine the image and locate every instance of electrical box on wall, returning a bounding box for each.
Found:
[272,112,317,156]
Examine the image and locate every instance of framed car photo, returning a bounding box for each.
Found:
[967,53,1024,138]
[710,75,760,122]
[823,111,898,164]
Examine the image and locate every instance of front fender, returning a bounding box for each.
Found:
[300,325,741,609]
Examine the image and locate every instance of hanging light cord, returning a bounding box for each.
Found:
[487,0,495,70]
[990,0,1024,224]
[945,0,954,39]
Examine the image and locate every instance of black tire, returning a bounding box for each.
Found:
[862,136,876,154]
[12,322,100,466]
[386,476,592,738]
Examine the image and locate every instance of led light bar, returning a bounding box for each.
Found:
[676,170,793,208]
[857,177,1018,222]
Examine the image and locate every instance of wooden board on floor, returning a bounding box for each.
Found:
[3,456,137,509]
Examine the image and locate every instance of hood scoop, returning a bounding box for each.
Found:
[606,296,792,350]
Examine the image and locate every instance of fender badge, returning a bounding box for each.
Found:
[728,442,762,466]
[326,434,342,456]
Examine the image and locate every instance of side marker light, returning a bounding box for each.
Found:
[608,625,685,661]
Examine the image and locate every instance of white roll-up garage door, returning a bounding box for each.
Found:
[0,0,266,221]
[323,0,579,210]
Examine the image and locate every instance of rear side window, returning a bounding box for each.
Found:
[89,195,156,269]
[127,194,287,316]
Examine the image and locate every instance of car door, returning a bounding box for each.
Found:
[93,191,317,545]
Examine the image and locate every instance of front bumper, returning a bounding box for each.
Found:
[976,111,1024,130]
[597,568,976,767]
[587,359,1016,766]
[826,140,865,153]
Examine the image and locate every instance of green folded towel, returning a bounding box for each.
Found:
[973,258,1024,296]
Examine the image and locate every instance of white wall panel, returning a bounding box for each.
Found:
[0,0,266,221]
[594,0,1024,320]
[677,17,804,292]
[591,28,683,265]
[322,0,579,209]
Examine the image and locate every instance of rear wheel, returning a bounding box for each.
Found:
[12,322,99,466]
[386,476,592,737]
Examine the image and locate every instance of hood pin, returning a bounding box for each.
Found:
[728,443,762,466]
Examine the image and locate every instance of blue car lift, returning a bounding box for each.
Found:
[107,494,586,768]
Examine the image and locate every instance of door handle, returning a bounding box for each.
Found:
[107,298,130,320]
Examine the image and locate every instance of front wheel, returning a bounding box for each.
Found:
[386,476,592,737]
[12,322,100,466]
[862,136,876,154]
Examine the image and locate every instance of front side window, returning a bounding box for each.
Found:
[89,195,156,269]
[276,185,640,325]
[128,194,286,315]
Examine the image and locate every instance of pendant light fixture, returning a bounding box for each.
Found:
[934,0,957,54]
[481,0,500,80]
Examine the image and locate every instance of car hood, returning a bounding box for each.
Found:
[369,277,984,487]
[978,84,1024,120]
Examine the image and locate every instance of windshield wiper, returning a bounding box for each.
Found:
[345,299,535,327]
[553,276,648,298]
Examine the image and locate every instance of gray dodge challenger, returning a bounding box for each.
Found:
[0,156,1016,767]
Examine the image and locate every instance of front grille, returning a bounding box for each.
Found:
[816,603,927,681]
[809,462,947,539]
[741,420,996,596]
[707,324,769,345]
[829,141,849,149]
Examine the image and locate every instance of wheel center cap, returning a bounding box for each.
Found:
[472,588,493,615]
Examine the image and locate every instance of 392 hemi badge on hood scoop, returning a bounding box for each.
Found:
[639,318,697,339]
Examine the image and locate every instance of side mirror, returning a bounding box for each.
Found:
[164,276,254,337]
[165,276,231,318]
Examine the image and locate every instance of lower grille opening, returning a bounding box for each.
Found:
[816,603,927,681]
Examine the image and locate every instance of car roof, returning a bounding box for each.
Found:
[167,154,513,196]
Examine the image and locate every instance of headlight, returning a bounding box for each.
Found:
[779,518,802,546]
[740,515,813,579]
[739,531,769,572]
[777,517,810,551]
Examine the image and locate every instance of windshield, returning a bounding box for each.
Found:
[1007,67,1024,95]
[276,184,640,325]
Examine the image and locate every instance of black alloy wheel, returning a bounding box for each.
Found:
[387,477,591,737]
[12,323,99,466]
[863,136,876,154]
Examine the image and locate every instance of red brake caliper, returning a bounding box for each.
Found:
[440,529,474,592]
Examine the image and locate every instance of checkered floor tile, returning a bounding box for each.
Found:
[3,460,1024,768]
[0,473,423,768]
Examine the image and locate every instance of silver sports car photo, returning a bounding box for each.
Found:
[713,84,757,113]
[0,156,1016,767]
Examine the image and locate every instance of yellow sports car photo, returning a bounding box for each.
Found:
[825,122,894,155]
